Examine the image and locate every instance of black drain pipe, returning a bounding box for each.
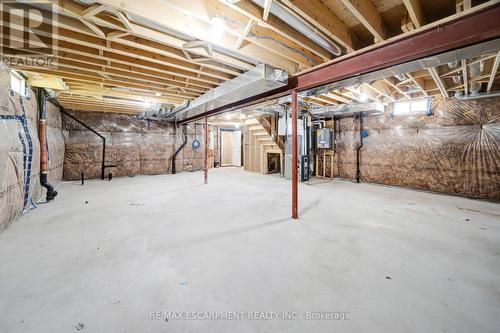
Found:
[48,97,109,180]
[171,124,187,174]
[356,112,364,184]
[37,89,58,201]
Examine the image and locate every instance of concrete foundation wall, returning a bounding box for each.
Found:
[0,69,65,230]
[62,110,217,180]
[321,96,500,200]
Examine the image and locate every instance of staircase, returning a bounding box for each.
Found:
[243,116,283,174]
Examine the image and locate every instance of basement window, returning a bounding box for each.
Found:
[10,71,27,97]
[393,98,431,115]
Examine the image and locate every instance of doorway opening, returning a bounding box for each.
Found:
[220,129,242,167]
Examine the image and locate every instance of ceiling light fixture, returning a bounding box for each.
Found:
[210,16,226,36]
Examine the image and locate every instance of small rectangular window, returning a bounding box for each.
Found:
[393,101,410,115]
[393,98,430,115]
[10,71,27,97]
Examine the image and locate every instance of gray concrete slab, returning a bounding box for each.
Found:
[0,167,499,333]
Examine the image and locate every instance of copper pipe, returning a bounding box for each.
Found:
[39,119,48,173]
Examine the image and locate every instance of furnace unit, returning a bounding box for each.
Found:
[316,128,332,149]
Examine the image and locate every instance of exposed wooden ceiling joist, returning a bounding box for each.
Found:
[339,0,386,42]
[92,0,301,72]
[280,0,356,53]
[487,50,500,92]
[402,0,425,28]
[218,0,333,61]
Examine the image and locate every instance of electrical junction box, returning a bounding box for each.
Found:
[316,128,332,149]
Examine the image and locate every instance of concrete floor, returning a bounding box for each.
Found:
[0,167,499,333]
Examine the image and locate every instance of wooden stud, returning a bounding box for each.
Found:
[263,0,272,21]
[427,67,448,98]
[487,51,500,92]
[234,19,254,50]
[462,59,468,95]
[402,0,425,28]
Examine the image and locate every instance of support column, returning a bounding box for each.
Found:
[204,116,208,184]
[291,90,298,219]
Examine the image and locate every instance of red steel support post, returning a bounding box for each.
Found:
[204,116,208,185]
[291,90,298,219]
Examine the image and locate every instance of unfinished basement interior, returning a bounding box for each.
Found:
[1,0,500,332]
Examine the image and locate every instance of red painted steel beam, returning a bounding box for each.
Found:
[204,116,208,184]
[291,90,298,219]
[179,83,292,124]
[178,4,499,125]
[296,4,500,91]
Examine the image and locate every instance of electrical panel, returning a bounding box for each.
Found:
[316,128,332,149]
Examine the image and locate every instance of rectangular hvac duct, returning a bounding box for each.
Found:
[310,102,385,117]
[171,63,288,122]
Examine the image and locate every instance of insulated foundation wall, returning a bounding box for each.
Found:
[322,96,500,200]
[62,111,217,180]
[0,69,65,230]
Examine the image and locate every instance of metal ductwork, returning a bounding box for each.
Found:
[470,61,484,77]
[470,82,482,94]
[310,102,385,117]
[137,104,175,121]
[395,74,407,81]
[171,63,288,122]
[251,0,341,56]
[456,90,500,100]
[303,38,500,100]
[452,76,462,84]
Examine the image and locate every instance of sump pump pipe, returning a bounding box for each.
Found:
[48,97,110,180]
[356,112,364,183]
[37,89,58,201]
[171,124,188,174]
